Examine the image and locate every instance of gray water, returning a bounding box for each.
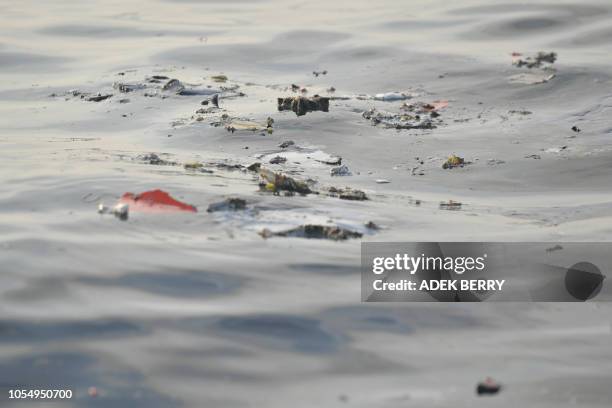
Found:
[1,0,612,406]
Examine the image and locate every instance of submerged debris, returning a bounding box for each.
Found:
[442,155,468,169]
[277,96,330,116]
[476,378,502,396]
[330,165,352,177]
[207,197,247,212]
[259,225,362,240]
[259,168,312,195]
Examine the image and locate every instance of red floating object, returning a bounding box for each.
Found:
[120,189,197,213]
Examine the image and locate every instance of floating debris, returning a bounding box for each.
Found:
[510,52,557,85]
[316,156,342,166]
[279,140,295,148]
[512,51,557,69]
[365,221,380,230]
[210,74,228,83]
[546,244,563,253]
[259,168,312,195]
[88,387,99,398]
[442,155,467,169]
[508,109,532,115]
[246,162,261,172]
[544,146,567,153]
[362,108,437,130]
[98,202,128,221]
[119,189,197,213]
[439,200,462,210]
[162,78,184,93]
[259,225,362,240]
[476,377,502,396]
[327,187,368,201]
[269,156,287,164]
[184,162,208,171]
[525,154,541,159]
[312,70,328,77]
[571,125,581,133]
[277,96,330,116]
[207,197,247,212]
[487,159,506,166]
[330,165,352,177]
[138,153,177,166]
[113,83,144,93]
[508,72,555,85]
[112,203,129,220]
[87,94,113,102]
[374,92,416,101]
[375,179,390,184]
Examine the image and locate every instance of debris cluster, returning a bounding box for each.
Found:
[512,52,557,69]
[509,51,557,85]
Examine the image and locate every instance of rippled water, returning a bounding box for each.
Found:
[1,1,612,406]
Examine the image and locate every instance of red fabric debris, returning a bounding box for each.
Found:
[120,189,197,213]
[430,100,449,111]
